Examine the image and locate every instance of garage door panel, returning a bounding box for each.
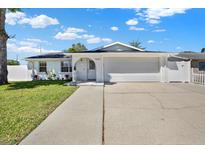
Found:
[104,57,160,82]
[106,73,160,82]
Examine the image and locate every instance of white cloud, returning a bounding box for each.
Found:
[146,8,189,19]
[176,46,182,50]
[101,38,112,43]
[18,46,41,53]
[129,26,145,31]
[135,8,142,13]
[54,27,86,40]
[137,8,190,24]
[6,12,59,28]
[26,38,48,43]
[8,38,17,42]
[55,27,112,44]
[19,41,37,47]
[18,14,59,28]
[82,34,95,39]
[19,38,47,47]
[147,40,155,44]
[111,26,119,31]
[7,39,59,54]
[55,32,81,40]
[8,43,59,53]
[87,37,112,44]
[126,18,138,25]
[65,27,86,33]
[148,19,160,24]
[6,12,26,25]
[153,29,166,32]
[87,37,101,44]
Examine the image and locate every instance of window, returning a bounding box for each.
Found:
[89,60,95,70]
[61,61,71,72]
[39,62,47,72]
[199,62,205,71]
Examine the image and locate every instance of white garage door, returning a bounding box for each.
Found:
[104,57,160,82]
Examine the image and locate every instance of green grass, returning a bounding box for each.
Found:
[0,80,78,144]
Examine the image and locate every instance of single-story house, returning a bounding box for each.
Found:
[176,52,205,72]
[26,42,191,83]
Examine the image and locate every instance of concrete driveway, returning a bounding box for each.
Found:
[21,82,205,144]
[104,83,205,144]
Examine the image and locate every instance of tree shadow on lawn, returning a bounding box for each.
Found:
[7,80,71,90]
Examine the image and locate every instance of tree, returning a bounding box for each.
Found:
[63,43,87,53]
[7,59,20,65]
[201,48,205,53]
[129,40,145,50]
[0,8,21,85]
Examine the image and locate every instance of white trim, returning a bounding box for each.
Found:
[67,52,168,57]
[169,54,190,60]
[26,58,71,61]
[102,41,145,52]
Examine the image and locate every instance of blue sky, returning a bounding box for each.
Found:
[5,8,205,64]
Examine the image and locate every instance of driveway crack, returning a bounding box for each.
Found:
[149,92,165,109]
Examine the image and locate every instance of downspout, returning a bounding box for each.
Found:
[72,58,76,82]
[102,56,104,83]
[165,54,169,83]
[189,59,192,83]
[32,61,35,80]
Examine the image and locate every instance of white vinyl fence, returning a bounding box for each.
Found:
[8,65,32,81]
[191,68,205,85]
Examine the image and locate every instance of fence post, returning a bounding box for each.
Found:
[191,68,193,83]
[203,71,205,85]
[191,69,205,86]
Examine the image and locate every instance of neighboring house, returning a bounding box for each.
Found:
[176,53,205,72]
[26,42,191,83]
[26,53,72,80]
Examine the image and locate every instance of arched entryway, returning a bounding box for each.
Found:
[74,58,96,81]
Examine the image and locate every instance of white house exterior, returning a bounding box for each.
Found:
[70,42,191,83]
[26,53,72,80]
[26,42,191,83]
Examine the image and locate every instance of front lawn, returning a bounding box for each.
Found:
[0,80,78,144]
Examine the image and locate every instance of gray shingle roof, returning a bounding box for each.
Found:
[168,56,190,61]
[70,50,166,53]
[176,53,205,60]
[26,52,71,59]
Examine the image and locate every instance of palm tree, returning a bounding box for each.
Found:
[0,8,20,85]
[129,40,145,50]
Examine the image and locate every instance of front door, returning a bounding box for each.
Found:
[76,59,88,81]
[87,60,96,80]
